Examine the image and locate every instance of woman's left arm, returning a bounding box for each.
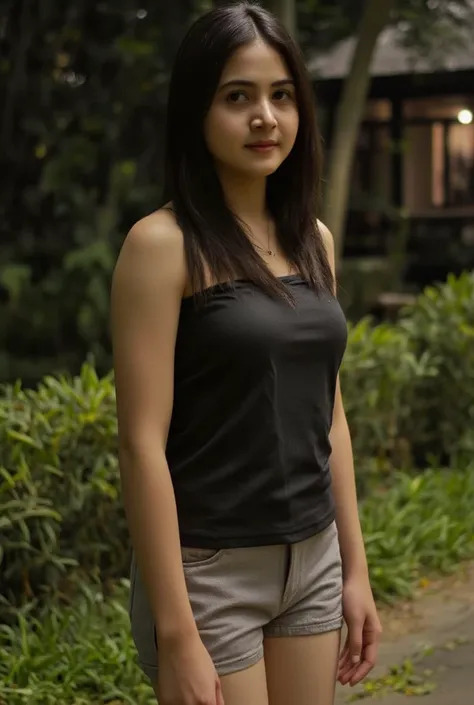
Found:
[319,221,382,687]
[330,379,369,583]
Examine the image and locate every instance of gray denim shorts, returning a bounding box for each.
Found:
[129,520,343,681]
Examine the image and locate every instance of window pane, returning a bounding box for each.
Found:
[432,122,445,207]
[404,125,433,211]
[448,124,474,206]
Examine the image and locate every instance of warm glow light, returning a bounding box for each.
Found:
[458,109,473,125]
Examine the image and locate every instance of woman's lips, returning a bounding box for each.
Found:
[245,141,278,152]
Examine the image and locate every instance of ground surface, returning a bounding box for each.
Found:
[335,562,474,704]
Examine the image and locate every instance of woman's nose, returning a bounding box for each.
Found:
[252,100,277,129]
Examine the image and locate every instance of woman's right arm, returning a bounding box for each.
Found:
[111,211,195,640]
[111,212,223,705]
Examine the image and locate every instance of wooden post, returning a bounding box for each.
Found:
[322,0,397,263]
[267,0,297,38]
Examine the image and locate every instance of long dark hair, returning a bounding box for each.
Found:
[163,1,333,301]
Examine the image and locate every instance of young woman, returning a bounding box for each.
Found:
[111,3,381,704]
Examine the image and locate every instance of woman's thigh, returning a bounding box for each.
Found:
[264,630,341,705]
[220,659,269,705]
[152,660,269,705]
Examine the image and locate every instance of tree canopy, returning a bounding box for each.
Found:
[1,0,472,383]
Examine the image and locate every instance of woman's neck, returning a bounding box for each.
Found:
[218,169,268,224]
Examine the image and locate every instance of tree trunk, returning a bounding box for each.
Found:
[322,0,397,262]
[266,0,296,38]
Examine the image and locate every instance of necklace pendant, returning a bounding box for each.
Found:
[267,249,276,257]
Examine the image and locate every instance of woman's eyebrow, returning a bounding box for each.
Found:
[218,78,295,91]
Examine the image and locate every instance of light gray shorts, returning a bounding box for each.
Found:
[129,520,343,680]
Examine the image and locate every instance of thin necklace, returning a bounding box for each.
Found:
[252,219,276,257]
[253,242,276,257]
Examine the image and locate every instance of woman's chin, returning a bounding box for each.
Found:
[217,155,284,180]
[240,159,283,178]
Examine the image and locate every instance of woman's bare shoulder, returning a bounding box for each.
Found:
[316,219,337,288]
[124,206,181,255]
[114,206,186,292]
[316,219,334,250]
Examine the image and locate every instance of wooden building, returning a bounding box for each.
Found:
[310,25,474,297]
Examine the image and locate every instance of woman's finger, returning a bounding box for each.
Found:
[349,640,378,686]
[339,662,359,685]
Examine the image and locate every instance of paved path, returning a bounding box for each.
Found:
[335,563,474,704]
[367,634,473,705]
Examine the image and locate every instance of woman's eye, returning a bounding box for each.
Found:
[273,89,292,101]
[227,91,248,103]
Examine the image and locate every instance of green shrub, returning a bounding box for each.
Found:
[398,271,474,464]
[0,364,127,610]
[340,271,474,475]
[340,318,435,473]
[1,467,472,705]
[361,465,474,602]
[0,582,155,705]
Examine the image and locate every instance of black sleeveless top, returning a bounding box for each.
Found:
[166,274,348,548]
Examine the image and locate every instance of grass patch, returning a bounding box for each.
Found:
[1,468,474,703]
[362,467,474,602]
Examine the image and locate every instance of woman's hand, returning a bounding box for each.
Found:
[338,573,382,687]
[157,632,224,705]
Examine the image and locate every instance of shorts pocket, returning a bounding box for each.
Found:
[181,547,226,567]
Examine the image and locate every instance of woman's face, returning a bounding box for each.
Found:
[204,39,299,180]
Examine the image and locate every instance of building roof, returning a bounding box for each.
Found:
[308,23,474,81]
